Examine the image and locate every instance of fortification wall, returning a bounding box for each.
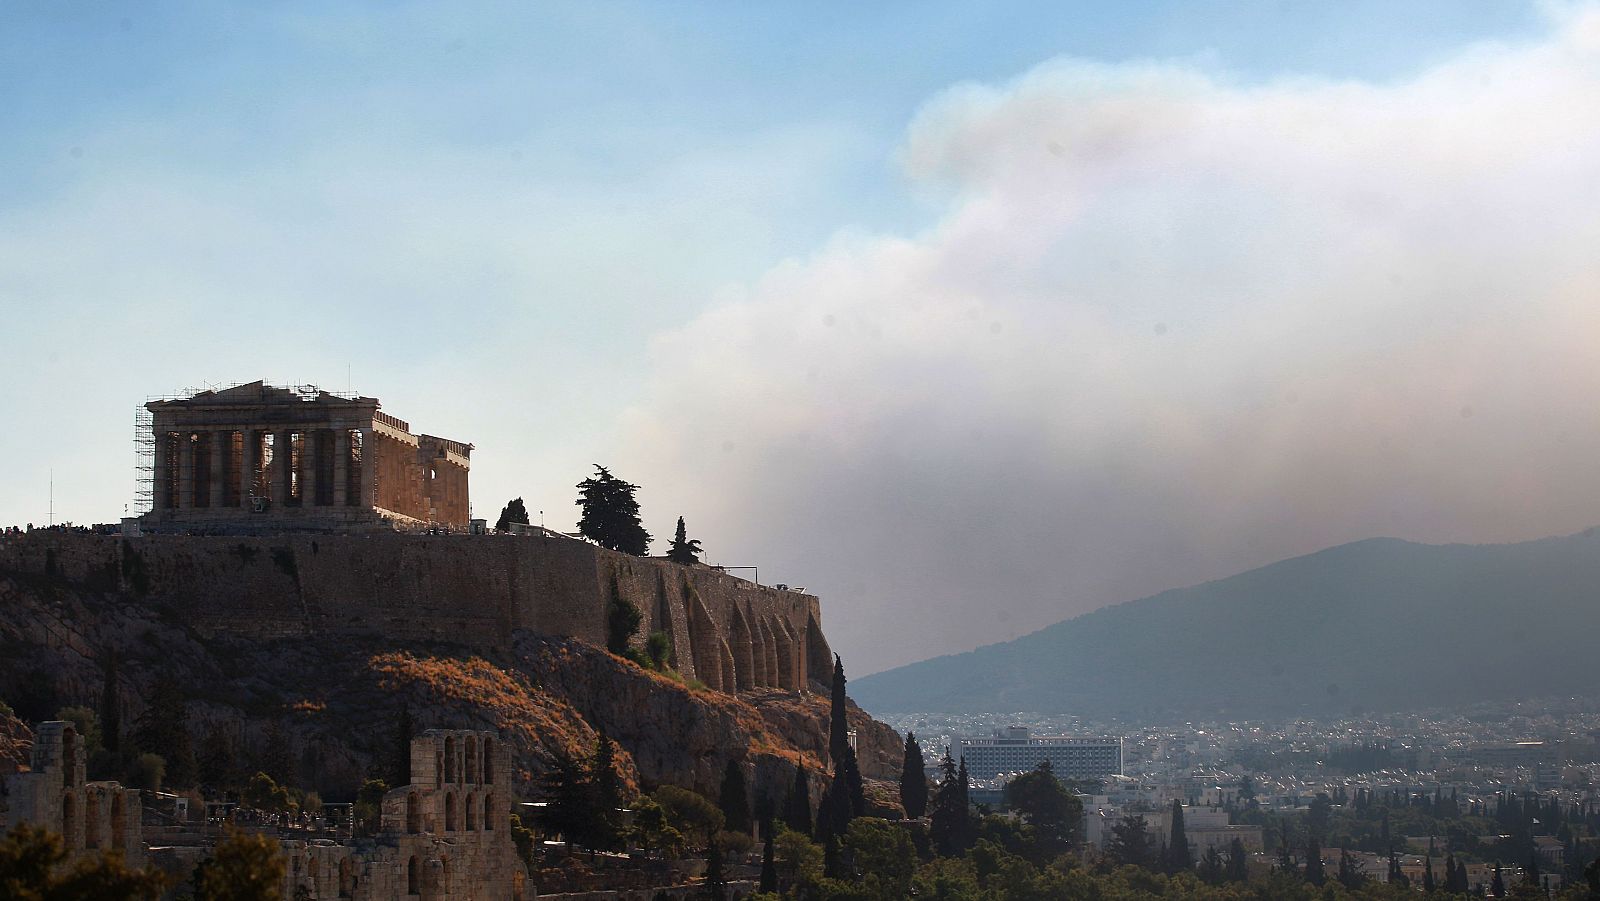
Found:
[0,533,829,694]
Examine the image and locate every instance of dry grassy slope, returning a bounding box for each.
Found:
[0,570,901,809]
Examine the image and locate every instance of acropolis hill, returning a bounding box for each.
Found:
[0,383,897,814]
[116,380,831,693]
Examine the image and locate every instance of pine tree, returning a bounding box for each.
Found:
[495,497,530,533]
[1166,800,1193,873]
[666,517,704,565]
[718,760,751,835]
[1199,845,1225,884]
[99,648,121,754]
[759,829,777,893]
[899,732,929,819]
[575,465,650,555]
[1107,814,1154,869]
[782,763,812,835]
[827,655,864,819]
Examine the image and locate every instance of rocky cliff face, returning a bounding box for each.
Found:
[0,555,900,812]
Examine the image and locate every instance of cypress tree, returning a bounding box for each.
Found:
[929,748,965,857]
[1166,800,1192,873]
[1423,854,1434,892]
[704,837,726,901]
[590,730,626,851]
[900,732,929,819]
[1491,861,1505,897]
[783,763,812,835]
[759,829,777,893]
[1227,837,1249,882]
[827,655,864,819]
[718,760,751,835]
[1305,836,1324,885]
[1338,848,1361,888]
[666,517,704,565]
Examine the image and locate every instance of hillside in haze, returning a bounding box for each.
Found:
[852,529,1600,717]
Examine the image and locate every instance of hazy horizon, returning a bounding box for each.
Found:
[5,3,1600,675]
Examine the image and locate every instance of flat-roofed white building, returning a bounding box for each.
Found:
[959,726,1122,781]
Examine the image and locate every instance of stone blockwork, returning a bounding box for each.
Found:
[1,721,143,866]
[0,533,832,695]
[279,729,521,901]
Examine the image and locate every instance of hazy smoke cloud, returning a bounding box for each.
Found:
[616,8,1600,673]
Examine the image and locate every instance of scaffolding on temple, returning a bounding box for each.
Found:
[132,405,155,515]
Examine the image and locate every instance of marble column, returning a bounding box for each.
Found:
[359,428,376,509]
[304,429,322,507]
[333,428,349,507]
[177,433,194,510]
[240,429,258,506]
[210,430,229,508]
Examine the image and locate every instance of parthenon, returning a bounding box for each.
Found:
[141,381,472,532]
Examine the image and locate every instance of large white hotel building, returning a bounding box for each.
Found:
[959,727,1123,781]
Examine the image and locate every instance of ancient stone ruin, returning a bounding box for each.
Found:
[142,381,472,533]
[1,721,144,866]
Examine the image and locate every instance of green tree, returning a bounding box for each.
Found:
[589,730,628,850]
[495,497,530,533]
[704,838,726,901]
[194,828,284,901]
[1305,836,1325,885]
[1165,800,1192,873]
[719,760,751,835]
[576,465,650,555]
[124,752,165,792]
[197,724,238,791]
[1308,791,1333,840]
[900,732,929,819]
[775,825,824,889]
[0,823,168,900]
[537,749,596,846]
[1198,845,1225,884]
[783,763,813,836]
[1227,837,1249,883]
[827,656,864,820]
[243,772,293,813]
[1338,847,1364,888]
[845,817,917,900]
[630,796,685,857]
[134,671,196,789]
[928,749,971,858]
[759,829,778,893]
[666,516,704,565]
[654,785,725,849]
[1106,814,1154,869]
[606,582,644,657]
[645,630,672,670]
[1003,760,1083,863]
[353,778,388,835]
[1491,860,1505,897]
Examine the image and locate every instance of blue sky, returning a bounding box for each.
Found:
[3,2,1592,672]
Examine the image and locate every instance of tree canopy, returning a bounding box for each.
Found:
[495,497,530,533]
[575,465,650,555]
[666,516,704,565]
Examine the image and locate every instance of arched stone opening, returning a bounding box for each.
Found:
[84,791,101,849]
[444,736,456,783]
[465,792,477,831]
[61,794,78,849]
[466,736,478,783]
[483,793,494,830]
[407,793,422,833]
[407,855,420,895]
[483,738,494,784]
[444,792,457,832]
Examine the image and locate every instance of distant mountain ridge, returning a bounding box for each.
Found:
[852,529,1600,717]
